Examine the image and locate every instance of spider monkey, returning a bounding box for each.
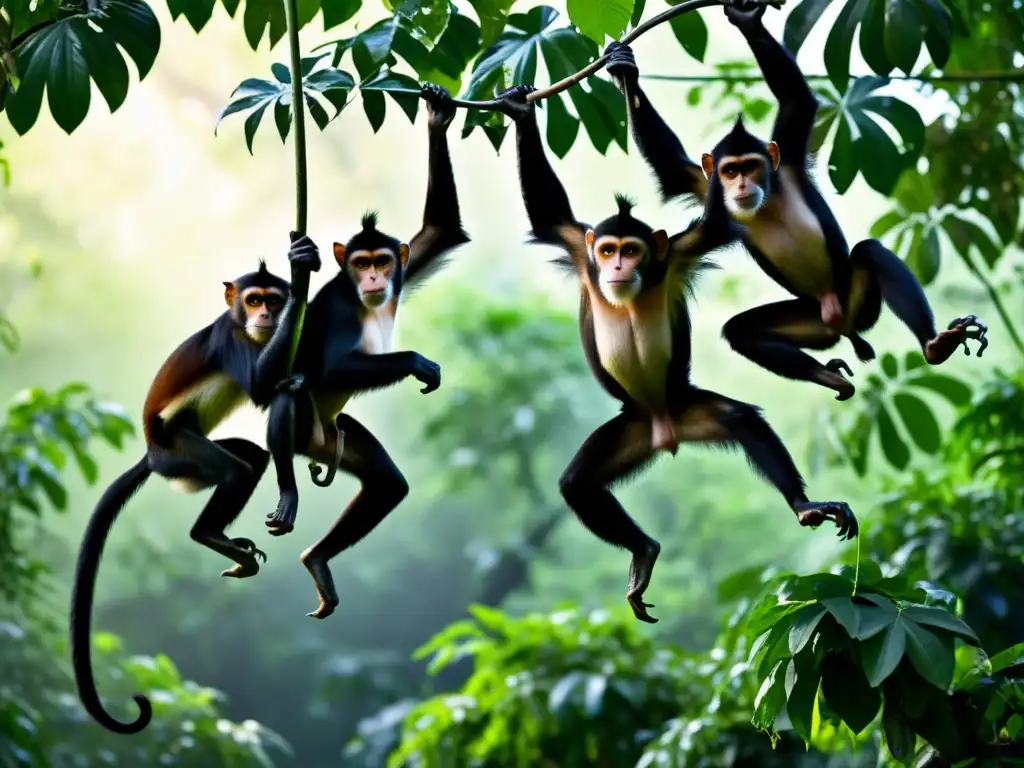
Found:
[495,84,856,624]
[604,3,988,401]
[69,237,320,735]
[263,83,469,620]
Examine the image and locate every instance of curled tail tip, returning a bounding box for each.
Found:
[86,692,153,735]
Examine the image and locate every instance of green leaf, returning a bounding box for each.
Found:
[861,94,925,166]
[876,400,910,470]
[870,209,904,238]
[918,0,951,67]
[468,0,516,48]
[545,92,578,159]
[76,18,130,113]
[905,223,940,285]
[903,351,925,371]
[903,373,971,407]
[548,671,582,713]
[859,0,892,74]
[941,214,1003,270]
[393,0,451,50]
[827,112,856,193]
[882,703,917,765]
[243,0,286,50]
[783,0,832,56]
[567,0,632,42]
[93,0,161,80]
[860,619,907,686]
[785,653,822,742]
[359,68,420,121]
[243,100,269,153]
[880,352,898,379]
[630,0,645,27]
[903,619,955,691]
[686,86,700,106]
[821,652,881,733]
[667,8,707,62]
[985,643,1024,676]
[891,392,941,454]
[789,605,828,656]
[322,0,361,30]
[883,0,923,74]
[583,674,606,715]
[852,111,902,195]
[45,20,91,133]
[901,606,980,647]
[167,0,216,32]
[822,598,860,637]
[752,659,788,729]
[824,0,868,92]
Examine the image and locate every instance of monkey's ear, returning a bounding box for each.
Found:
[584,229,595,250]
[766,141,780,170]
[700,153,714,180]
[223,282,237,307]
[651,230,669,260]
[398,243,410,269]
[333,242,346,268]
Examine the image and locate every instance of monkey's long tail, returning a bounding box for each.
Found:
[69,456,154,735]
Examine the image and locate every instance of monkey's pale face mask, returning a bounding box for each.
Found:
[236,287,286,344]
[349,251,396,309]
[588,233,648,306]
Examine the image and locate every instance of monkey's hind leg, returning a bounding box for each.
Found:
[558,412,661,623]
[298,414,409,620]
[722,299,855,400]
[678,390,858,540]
[266,388,314,536]
[850,239,988,363]
[152,434,271,577]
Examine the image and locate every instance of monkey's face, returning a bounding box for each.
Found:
[702,142,779,222]
[239,287,286,343]
[587,232,649,306]
[348,250,397,308]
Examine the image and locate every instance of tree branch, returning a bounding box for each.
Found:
[641,71,1024,83]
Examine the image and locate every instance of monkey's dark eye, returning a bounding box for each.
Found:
[245,295,262,307]
[374,255,391,268]
[265,296,283,310]
[622,244,638,256]
[601,244,617,255]
[352,258,371,270]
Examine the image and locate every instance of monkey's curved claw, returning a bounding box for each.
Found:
[793,500,858,541]
[948,314,989,359]
[231,537,267,561]
[826,358,853,378]
[825,358,855,401]
[627,594,659,624]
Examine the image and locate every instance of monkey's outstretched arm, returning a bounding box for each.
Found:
[319,350,440,394]
[251,237,321,402]
[498,86,588,266]
[726,10,816,165]
[406,83,471,287]
[604,42,707,204]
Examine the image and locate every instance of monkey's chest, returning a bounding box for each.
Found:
[161,372,248,434]
[747,188,831,298]
[591,300,673,411]
[359,311,396,355]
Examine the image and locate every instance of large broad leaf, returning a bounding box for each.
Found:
[567,0,632,42]
[390,0,451,51]
[820,652,882,734]
[217,55,355,153]
[941,213,1004,270]
[468,0,516,48]
[882,0,923,74]
[903,373,972,407]
[859,0,892,75]
[4,0,159,135]
[782,0,831,55]
[813,78,925,196]
[859,617,907,686]
[891,392,941,454]
[823,0,869,93]
[875,399,910,470]
[667,6,708,62]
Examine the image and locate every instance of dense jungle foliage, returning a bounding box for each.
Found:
[2,0,1023,765]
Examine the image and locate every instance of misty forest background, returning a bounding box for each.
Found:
[1,0,1023,765]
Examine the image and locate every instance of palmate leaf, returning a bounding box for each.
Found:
[783,0,955,79]
[216,54,355,153]
[567,0,632,43]
[813,78,924,195]
[3,0,159,135]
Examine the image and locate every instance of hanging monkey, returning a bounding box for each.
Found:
[604,3,987,401]
[496,84,856,624]
[69,236,320,735]
[262,83,469,620]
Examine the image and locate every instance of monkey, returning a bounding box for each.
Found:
[262,83,469,620]
[495,84,856,624]
[603,5,988,401]
[69,236,321,735]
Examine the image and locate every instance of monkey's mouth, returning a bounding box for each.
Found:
[734,191,755,201]
[364,287,387,294]
[606,278,636,284]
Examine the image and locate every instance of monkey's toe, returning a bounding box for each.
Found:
[230,537,267,562]
[626,592,658,623]
[266,492,298,535]
[221,556,260,579]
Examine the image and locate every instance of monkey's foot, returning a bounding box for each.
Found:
[793,501,858,540]
[300,551,340,620]
[926,315,989,364]
[266,490,298,536]
[825,359,856,401]
[850,334,876,363]
[626,539,662,624]
[220,538,265,578]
